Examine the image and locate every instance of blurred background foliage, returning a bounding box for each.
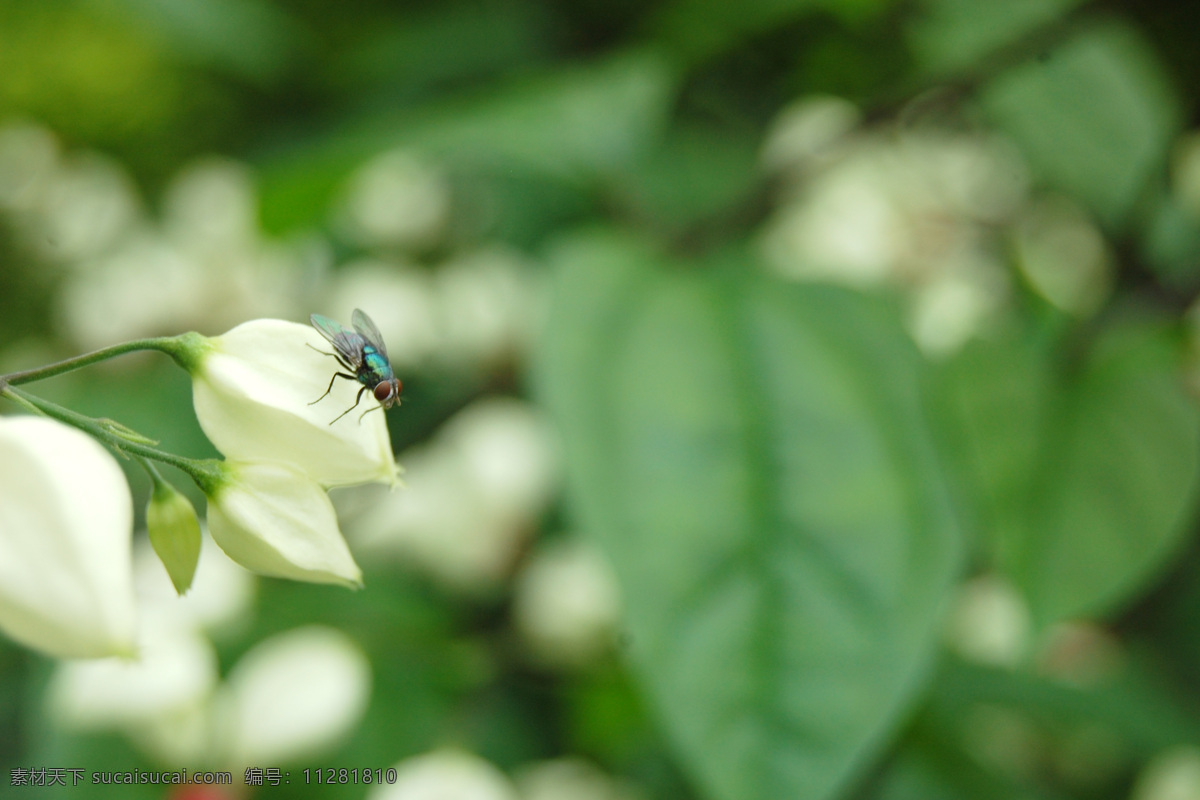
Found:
[3,0,1200,799]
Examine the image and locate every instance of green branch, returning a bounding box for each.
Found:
[0,385,224,495]
[0,332,209,386]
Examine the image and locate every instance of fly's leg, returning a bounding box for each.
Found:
[310,372,358,405]
[357,404,384,424]
[308,343,356,372]
[329,385,368,425]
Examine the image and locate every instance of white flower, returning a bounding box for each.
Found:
[31,152,140,263]
[0,122,59,211]
[516,758,639,800]
[512,539,621,668]
[1172,132,1200,218]
[326,259,441,370]
[436,248,542,368]
[943,574,1030,668]
[1014,196,1111,317]
[1133,747,1200,800]
[335,149,450,250]
[47,608,217,730]
[346,399,556,593]
[132,536,256,634]
[187,319,398,487]
[0,416,136,658]
[761,96,861,173]
[162,158,258,254]
[205,461,363,588]
[368,751,518,800]
[216,626,371,766]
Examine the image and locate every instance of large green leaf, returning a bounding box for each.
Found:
[980,21,1181,228]
[535,233,961,800]
[943,322,1200,627]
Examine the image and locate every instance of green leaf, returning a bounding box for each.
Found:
[652,0,893,66]
[258,51,676,232]
[925,657,1200,760]
[535,233,961,800]
[943,321,1200,627]
[108,0,307,85]
[907,0,1085,77]
[1140,189,1200,287]
[980,21,1181,228]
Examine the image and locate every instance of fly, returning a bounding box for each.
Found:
[308,308,402,425]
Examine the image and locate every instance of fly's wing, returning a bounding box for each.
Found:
[351,308,390,361]
[310,313,366,370]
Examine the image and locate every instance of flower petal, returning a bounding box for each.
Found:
[0,416,136,658]
[206,461,362,588]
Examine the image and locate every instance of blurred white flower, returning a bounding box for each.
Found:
[0,416,136,658]
[436,248,543,368]
[761,96,861,173]
[1015,196,1112,316]
[368,751,518,800]
[512,539,621,669]
[908,256,1008,357]
[163,158,258,254]
[187,318,398,488]
[132,536,256,633]
[516,758,640,800]
[215,626,371,767]
[30,153,140,263]
[47,153,305,350]
[441,398,559,526]
[205,461,363,588]
[943,574,1030,668]
[0,122,59,211]
[326,260,442,370]
[58,231,205,348]
[760,117,1029,354]
[1173,132,1200,218]
[337,150,451,250]
[762,158,904,286]
[899,131,1029,223]
[1133,747,1200,800]
[348,399,556,593]
[47,608,217,730]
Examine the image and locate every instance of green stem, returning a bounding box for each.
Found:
[138,457,173,500]
[0,332,208,386]
[1,385,224,495]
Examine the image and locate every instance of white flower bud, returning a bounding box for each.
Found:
[368,751,518,800]
[185,319,399,488]
[47,609,217,729]
[0,416,137,658]
[517,758,640,800]
[512,539,621,668]
[1133,747,1200,800]
[216,626,371,766]
[206,461,362,588]
[336,150,450,250]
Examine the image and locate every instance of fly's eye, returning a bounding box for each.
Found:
[374,382,394,402]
